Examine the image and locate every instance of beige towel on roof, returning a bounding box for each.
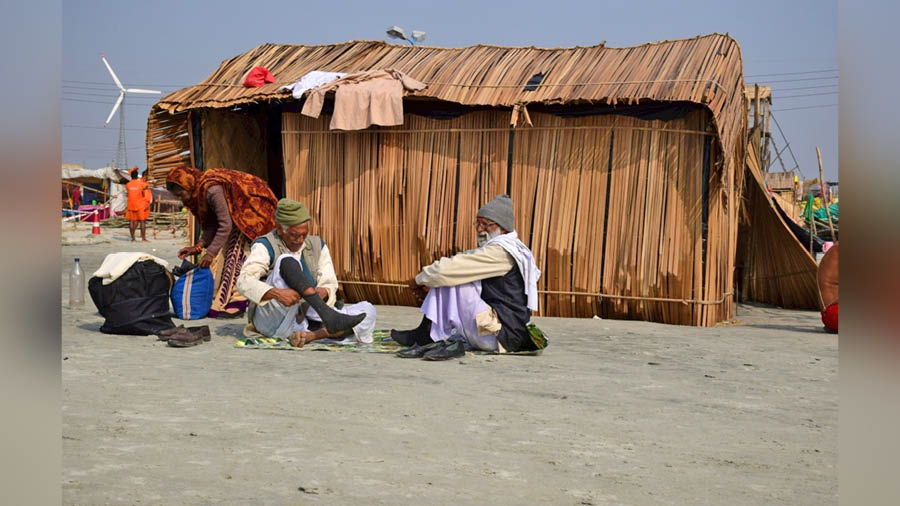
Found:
[301,69,426,131]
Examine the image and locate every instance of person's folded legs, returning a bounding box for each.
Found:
[279,257,365,335]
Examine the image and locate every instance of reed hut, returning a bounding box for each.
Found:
[146,33,817,326]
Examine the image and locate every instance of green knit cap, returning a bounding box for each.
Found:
[274,198,311,226]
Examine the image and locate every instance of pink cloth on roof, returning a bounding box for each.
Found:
[301,69,426,130]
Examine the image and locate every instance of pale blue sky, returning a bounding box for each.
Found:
[62,0,837,180]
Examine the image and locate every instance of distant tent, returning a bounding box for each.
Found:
[62,164,130,212]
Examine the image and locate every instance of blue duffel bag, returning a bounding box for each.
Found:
[170,266,214,320]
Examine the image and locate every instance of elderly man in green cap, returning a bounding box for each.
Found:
[236,198,373,347]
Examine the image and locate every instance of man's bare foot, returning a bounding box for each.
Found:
[290,331,314,348]
[142,238,149,242]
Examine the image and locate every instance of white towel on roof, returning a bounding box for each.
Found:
[280,70,347,100]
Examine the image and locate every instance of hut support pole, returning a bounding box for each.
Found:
[809,201,817,254]
[816,146,836,241]
[152,198,158,239]
[754,84,761,157]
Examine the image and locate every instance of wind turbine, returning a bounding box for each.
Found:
[100,54,162,170]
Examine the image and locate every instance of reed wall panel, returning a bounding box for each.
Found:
[283,108,737,325]
[740,141,819,309]
[145,106,191,186]
[201,109,269,181]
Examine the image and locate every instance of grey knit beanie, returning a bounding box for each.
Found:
[477,194,515,232]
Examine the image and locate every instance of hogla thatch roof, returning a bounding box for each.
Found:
[155,33,746,169]
[159,33,745,111]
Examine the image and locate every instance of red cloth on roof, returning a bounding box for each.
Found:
[244,66,275,88]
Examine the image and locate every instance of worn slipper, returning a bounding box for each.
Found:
[166,329,205,348]
[396,340,443,359]
[156,325,186,340]
[422,340,466,361]
[167,337,204,348]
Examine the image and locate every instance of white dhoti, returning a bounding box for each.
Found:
[251,254,376,343]
[252,299,376,344]
[301,302,376,344]
[421,281,500,352]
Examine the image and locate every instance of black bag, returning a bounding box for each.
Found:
[88,259,176,335]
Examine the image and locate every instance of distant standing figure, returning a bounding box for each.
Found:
[817,241,838,333]
[70,184,82,210]
[165,166,278,318]
[125,167,151,242]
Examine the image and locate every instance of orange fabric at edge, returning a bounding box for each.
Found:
[821,303,838,333]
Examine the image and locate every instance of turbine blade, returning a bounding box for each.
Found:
[125,88,162,94]
[104,93,124,126]
[101,55,125,91]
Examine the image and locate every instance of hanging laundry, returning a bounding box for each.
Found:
[280,70,347,99]
[301,69,426,131]
[244,66,276,88]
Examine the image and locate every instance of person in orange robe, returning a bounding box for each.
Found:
[125,167,151,242]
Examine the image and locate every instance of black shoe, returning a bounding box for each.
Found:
[390,316,433,347]
[422,340,466,361]
[396,340,443,358]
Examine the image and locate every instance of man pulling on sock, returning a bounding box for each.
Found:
[391,194,542,360]
[236,198,374,347]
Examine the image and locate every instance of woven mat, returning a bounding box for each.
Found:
[235,330,401,353]
[234,330,543,356]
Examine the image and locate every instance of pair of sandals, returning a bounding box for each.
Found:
[157,325,211,347]
[396,339,466,361]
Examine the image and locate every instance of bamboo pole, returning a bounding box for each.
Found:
[816,146,836,241]
[753,84,760,143]
[154,198,162,239]
[809,197,817,254]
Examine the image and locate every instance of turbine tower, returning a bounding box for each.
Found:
[100,54,162,171]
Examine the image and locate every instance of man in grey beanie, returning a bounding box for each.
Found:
[391,194,542,360]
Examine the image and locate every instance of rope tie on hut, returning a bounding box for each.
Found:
[281,125,715,136]
[337,280,733,306]
[178,77,725,92]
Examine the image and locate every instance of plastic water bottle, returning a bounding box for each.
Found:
[69,258,85,308]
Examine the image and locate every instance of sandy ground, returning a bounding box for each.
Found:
[62,228,837,506]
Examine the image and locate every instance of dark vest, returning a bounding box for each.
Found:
[480,262,536,352]
[252,230,323,285]
[247,232,325,323]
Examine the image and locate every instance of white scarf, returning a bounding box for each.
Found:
[484,231,541,311]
